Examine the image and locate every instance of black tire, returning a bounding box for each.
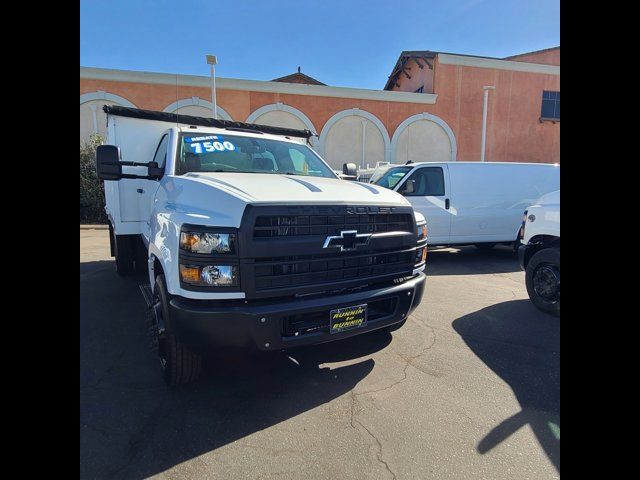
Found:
[153,274,202,386]
[134,238,148,276]
[114,234,135,276]
[474,243,496,251]
[513,238,523,253]
[525,247,560,317]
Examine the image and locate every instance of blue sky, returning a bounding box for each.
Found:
[80,0,559,90]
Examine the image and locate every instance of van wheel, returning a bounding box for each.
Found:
[114,234,135,276]
[513,238,523,253]
[153,274,202,386]
[525,248,560,317]
[474,243,496,251]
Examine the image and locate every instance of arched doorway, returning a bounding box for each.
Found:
[391,113,457,163]
[246,103,318,146]
[80,91,136,141]
[318,108,390,170]
[163,97,232,120]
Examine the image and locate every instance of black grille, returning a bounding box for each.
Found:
[238,204,417,299]
[253,249,414,291]
[254,213,414,238]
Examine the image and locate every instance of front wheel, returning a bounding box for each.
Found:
[153,274,202,386]
[525,247,560,317]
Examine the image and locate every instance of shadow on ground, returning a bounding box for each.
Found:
[452,300,560,472]
[426,245,520,276]
[80,260,390,479]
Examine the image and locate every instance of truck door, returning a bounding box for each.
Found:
[397,165,451,245]
[117,133,167,239]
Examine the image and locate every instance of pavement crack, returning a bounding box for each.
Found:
[348,394,396,480]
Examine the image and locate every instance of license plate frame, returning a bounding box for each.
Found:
[329,304,368,334]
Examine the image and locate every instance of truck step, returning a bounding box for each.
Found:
[139,284,154,308]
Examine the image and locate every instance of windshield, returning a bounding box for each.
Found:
[176,133,336,178]
[373,166,412,189]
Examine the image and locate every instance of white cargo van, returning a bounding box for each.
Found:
[373,162,559,248]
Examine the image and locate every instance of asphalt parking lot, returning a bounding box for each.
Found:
[80,228,559,480]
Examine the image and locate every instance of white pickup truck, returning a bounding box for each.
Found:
[97,106,427,385]
[518,190,560,316]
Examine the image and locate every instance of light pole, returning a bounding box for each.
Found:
[480,85,495,162]
[206,54,218,119]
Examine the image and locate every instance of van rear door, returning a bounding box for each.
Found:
[396,164,451,245]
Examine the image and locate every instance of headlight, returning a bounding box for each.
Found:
[416,221,427,265]
[519,210,528,240]
[180,264,239,287]
[417,223,427,241]
[180,232,236,254]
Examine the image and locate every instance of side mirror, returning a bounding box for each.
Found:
[96,145,122,181]
[147,162,164,179]
[342,163,357,179]
[402,179,415,194]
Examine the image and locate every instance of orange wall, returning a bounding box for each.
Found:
[506,48,560,66]
[81,56,559,164]
[387,52,559,163]
[430,58,560,163]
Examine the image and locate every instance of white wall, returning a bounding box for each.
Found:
[323,116,385,170]
[394,119,452,163]
[80,100,117,141]
[251,110,307,131]
[80,91,136,142]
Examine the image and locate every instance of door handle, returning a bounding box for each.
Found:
[445,198,450,210]
[137,188,144,194]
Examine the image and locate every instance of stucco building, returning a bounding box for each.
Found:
[80,46,559,169]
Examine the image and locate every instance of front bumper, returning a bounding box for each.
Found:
[169,272,426,352]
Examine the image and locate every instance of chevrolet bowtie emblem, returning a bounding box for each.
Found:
[323,230,372,251]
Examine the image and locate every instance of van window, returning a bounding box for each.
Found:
[403,167,445,196]
[153,134,169,168]
[373,166,412,189]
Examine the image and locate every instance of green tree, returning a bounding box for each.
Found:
[80,134,107,224]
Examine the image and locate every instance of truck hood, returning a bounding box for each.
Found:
[535,189,560,206]
[182,172,410,206]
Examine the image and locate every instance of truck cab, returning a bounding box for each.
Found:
[518,190,560,316]
[97,106,427,385]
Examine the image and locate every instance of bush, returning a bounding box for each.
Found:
[80,134,108,224]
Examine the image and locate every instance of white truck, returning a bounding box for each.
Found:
[517,190,560,316]
[372,161,559,249]
[96,106,427,385]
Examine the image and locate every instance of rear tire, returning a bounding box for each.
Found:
[474,243,496,251]
[153,274,202,386]
[525,247,560,317]
[114,234,135,276]
[134,238,148,276]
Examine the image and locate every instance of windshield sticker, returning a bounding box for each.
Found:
[187,136,236,154]
[185,135,218,143]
